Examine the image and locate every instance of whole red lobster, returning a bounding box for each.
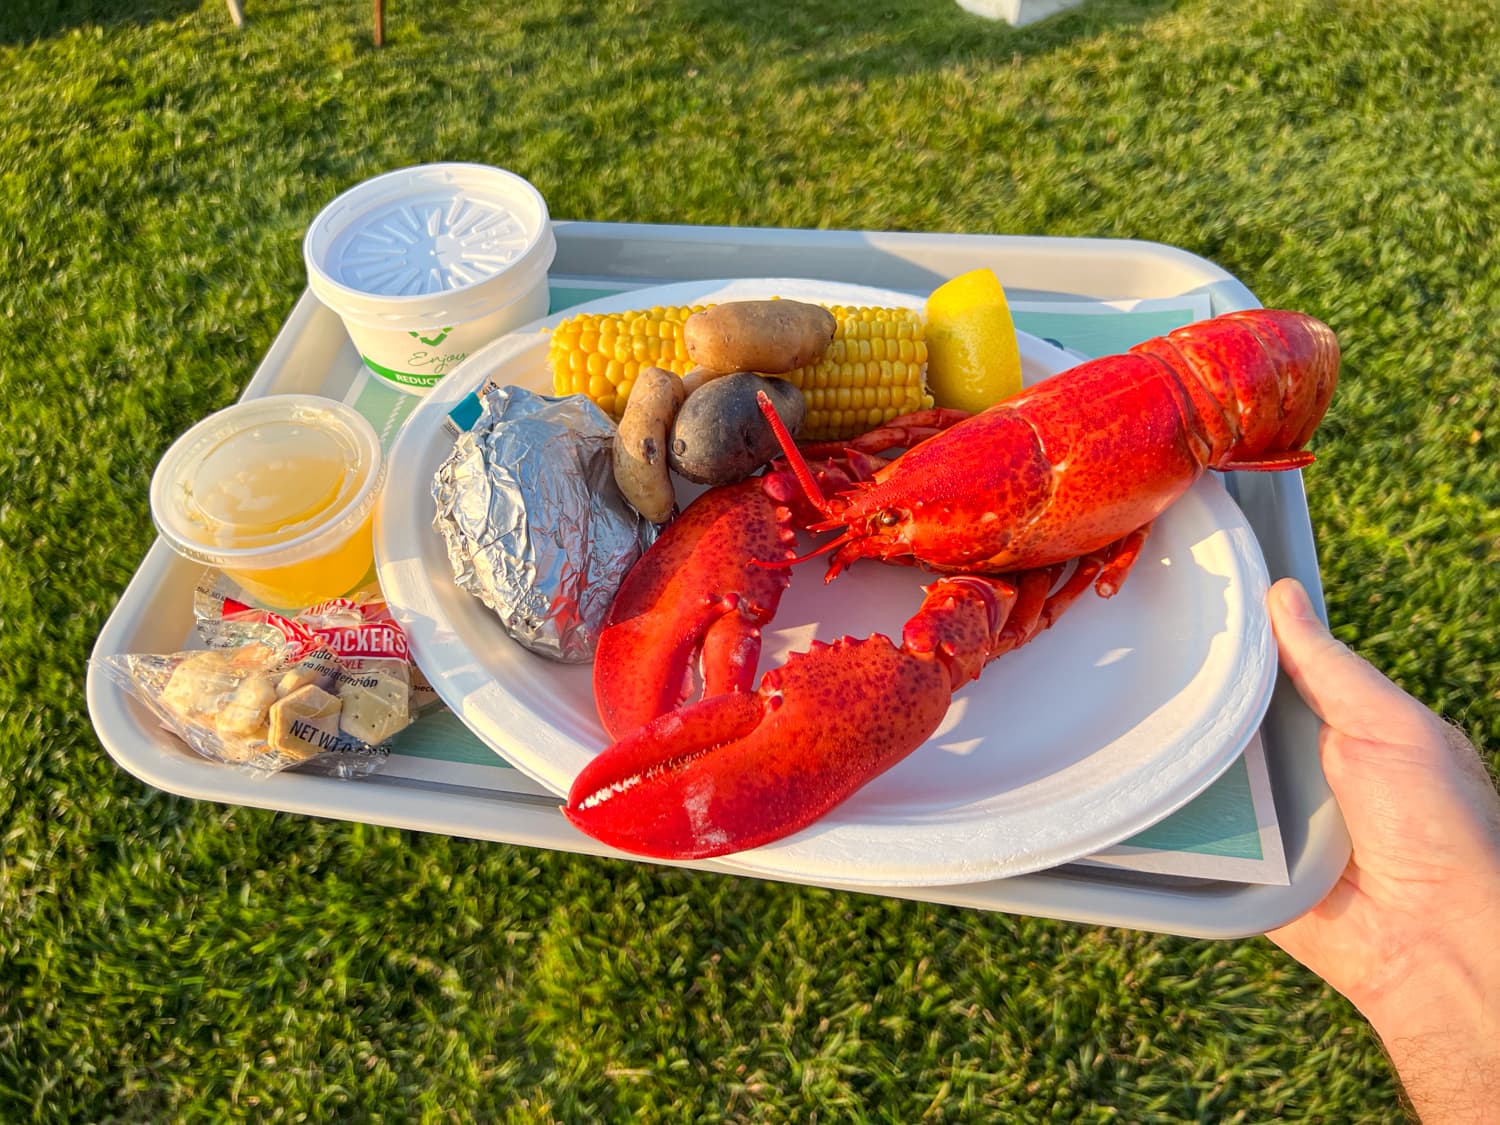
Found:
[565,309,1340,860]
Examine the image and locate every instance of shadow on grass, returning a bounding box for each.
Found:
[0,0,206,45]
[462,0,1183,144]
[382,0,1185,204]
[664,0,1180,72]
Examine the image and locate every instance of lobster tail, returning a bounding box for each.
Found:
[1135,309,1340,470]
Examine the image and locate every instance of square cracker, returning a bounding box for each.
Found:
[337,670,410,746]
[268,684,343,761]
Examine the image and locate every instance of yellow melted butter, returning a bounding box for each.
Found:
[190,421,352,544]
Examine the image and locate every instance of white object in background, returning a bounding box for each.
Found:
[304,163,556,396]
[956,0,1084,26]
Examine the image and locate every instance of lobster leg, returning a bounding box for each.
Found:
[796,406,973,461]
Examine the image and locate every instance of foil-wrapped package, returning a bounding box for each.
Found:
[433,386,657,663]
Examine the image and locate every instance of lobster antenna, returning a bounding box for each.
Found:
[751,529,852,571]
[756,390,831,514]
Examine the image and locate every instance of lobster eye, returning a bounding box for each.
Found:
[878,508,904,528]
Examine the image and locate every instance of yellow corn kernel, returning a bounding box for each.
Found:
[547,306,703,418]
[780,305,933,440]
[545,301,933,437]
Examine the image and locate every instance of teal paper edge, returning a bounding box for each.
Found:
[1117,755,1262,858]
[1015,308,1198,358]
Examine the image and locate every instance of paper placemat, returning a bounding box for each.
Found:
[350,282,1289,886]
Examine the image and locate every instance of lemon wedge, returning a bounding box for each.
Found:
[923,268,1023,413]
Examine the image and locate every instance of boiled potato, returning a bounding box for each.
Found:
[669,373,806,486]
[613,365,688,523]
[684,300,836,375]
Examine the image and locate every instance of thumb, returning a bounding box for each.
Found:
[1271,578,1500,865]
[1268,578,1441,750]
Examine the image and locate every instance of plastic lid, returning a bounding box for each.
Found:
[150,395,385,567]
[303,163,555,329]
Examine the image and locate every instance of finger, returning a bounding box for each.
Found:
[1272,580,1500,852]
[1268,578,1443,750]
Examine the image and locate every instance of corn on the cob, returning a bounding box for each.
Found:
[803,305,932,441]
[547,303,933,442]
[547,305,704,421]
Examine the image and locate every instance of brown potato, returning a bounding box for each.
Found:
[684,300,836,375]
[679,365,723,396]
[613,366,688,523]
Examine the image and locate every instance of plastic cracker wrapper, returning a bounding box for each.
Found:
[432,384,657,663]
[193,576,437,712]
[98,581,417,778]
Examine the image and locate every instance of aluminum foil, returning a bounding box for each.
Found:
[433,385,656,663]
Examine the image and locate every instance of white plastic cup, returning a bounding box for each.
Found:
[150,395,387,608]
[304,163,557,395]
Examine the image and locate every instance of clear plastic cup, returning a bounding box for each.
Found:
[150,395,386,608]
[303,163,556,395]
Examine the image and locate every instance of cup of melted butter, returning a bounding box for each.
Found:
[151,395,386,608]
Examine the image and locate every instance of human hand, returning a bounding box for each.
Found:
[1265,578,1500,1121]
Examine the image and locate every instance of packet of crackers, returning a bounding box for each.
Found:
[100,580,416,777]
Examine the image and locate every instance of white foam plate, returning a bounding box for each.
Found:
[374,278,1276,886]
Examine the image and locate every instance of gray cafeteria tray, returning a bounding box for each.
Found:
[86,221,1350,938]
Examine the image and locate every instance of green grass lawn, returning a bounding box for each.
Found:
[3,0,1497,1118]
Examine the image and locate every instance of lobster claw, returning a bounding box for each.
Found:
[592,478,796,740]
[567,636,954,859]
[567,575,1018,860]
